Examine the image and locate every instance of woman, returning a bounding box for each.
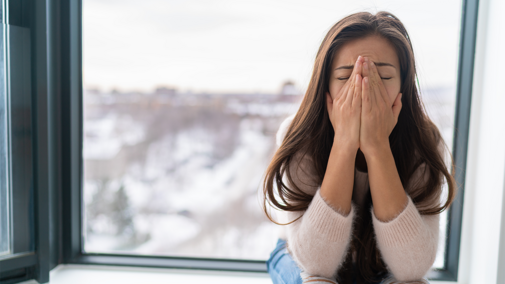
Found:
[262,11,457,284]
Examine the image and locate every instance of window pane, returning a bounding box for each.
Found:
[0,0,10,256]
[83,0,462,268]
[5,17,35,256]
[9,23,35,254]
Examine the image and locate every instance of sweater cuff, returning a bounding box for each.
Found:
[302,189,355,242]
[371,194,424,247]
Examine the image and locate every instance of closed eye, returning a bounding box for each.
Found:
[337,77,392,80]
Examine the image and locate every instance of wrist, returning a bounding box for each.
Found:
[332,138,359,156]
[362,142,391,161]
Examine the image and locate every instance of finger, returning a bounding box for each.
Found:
[344,76,357,105]
[352,74,362,108]
[339,56,364,103]
[344,70,356,104]
[367,60,383,106]
[344,61,359,98]
[362,76,371,112]
[345,56,364,91]
[392,93,402,122]
[352,56,363,78]
[369,61,390,105]
[335,81,349,103]
[362,57,371,79]
[362,59,375,106]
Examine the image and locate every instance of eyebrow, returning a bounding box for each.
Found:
[335,61,396,70]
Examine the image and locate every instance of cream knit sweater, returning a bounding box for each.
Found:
[273,115,440,283]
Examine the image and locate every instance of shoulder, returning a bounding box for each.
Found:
[276,114,296,147]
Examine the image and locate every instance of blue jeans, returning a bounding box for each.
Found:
[266,238,424,284]
[266,238,303,284]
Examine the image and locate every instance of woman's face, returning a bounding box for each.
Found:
[328,35,401,106]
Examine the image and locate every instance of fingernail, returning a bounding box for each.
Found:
[357,56,362,62]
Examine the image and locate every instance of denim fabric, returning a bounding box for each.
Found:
[266,238,429,284]
[266,238,303,284]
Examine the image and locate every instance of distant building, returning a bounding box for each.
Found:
[155,86,177,97]
[279,81,300,96]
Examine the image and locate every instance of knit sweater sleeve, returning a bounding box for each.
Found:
[370,142,445,282]
[371,193,439,281]
[276,115,355,279]
[285,154,356,280]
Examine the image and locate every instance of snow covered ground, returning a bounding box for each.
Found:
[84,94,292,260]
[83,87,455,267]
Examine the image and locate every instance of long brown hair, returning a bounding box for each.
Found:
[262,11,457,284]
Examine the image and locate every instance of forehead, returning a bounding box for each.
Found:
[332,35,399,69]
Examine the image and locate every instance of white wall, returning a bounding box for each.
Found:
[458,0,505,283]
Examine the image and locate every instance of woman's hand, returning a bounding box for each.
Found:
[360,57,402,157]
[326,56,364,152]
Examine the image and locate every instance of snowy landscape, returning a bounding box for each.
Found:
[83,83,455,268]
[83,83,301,260]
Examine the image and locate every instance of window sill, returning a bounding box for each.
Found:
[18,264,272,284]
[15,264,460,284]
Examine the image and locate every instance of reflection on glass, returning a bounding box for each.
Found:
[0,3,10,256]
[8,23,34,254]
[83,0,461,267]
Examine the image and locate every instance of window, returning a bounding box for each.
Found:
[0,0,481,282]
[0,0,42,282]
[78,0,472,279]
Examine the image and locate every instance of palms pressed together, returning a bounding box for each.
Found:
[326,55,403,156]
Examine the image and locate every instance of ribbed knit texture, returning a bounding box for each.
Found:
[371,195,424,246]
[300,271,338,284]
[304,190,355,241]
[371,195,440,281]
[285,189,356,279]
[273,115,441,283]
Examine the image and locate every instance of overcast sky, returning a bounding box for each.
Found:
[83,0,462,94]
